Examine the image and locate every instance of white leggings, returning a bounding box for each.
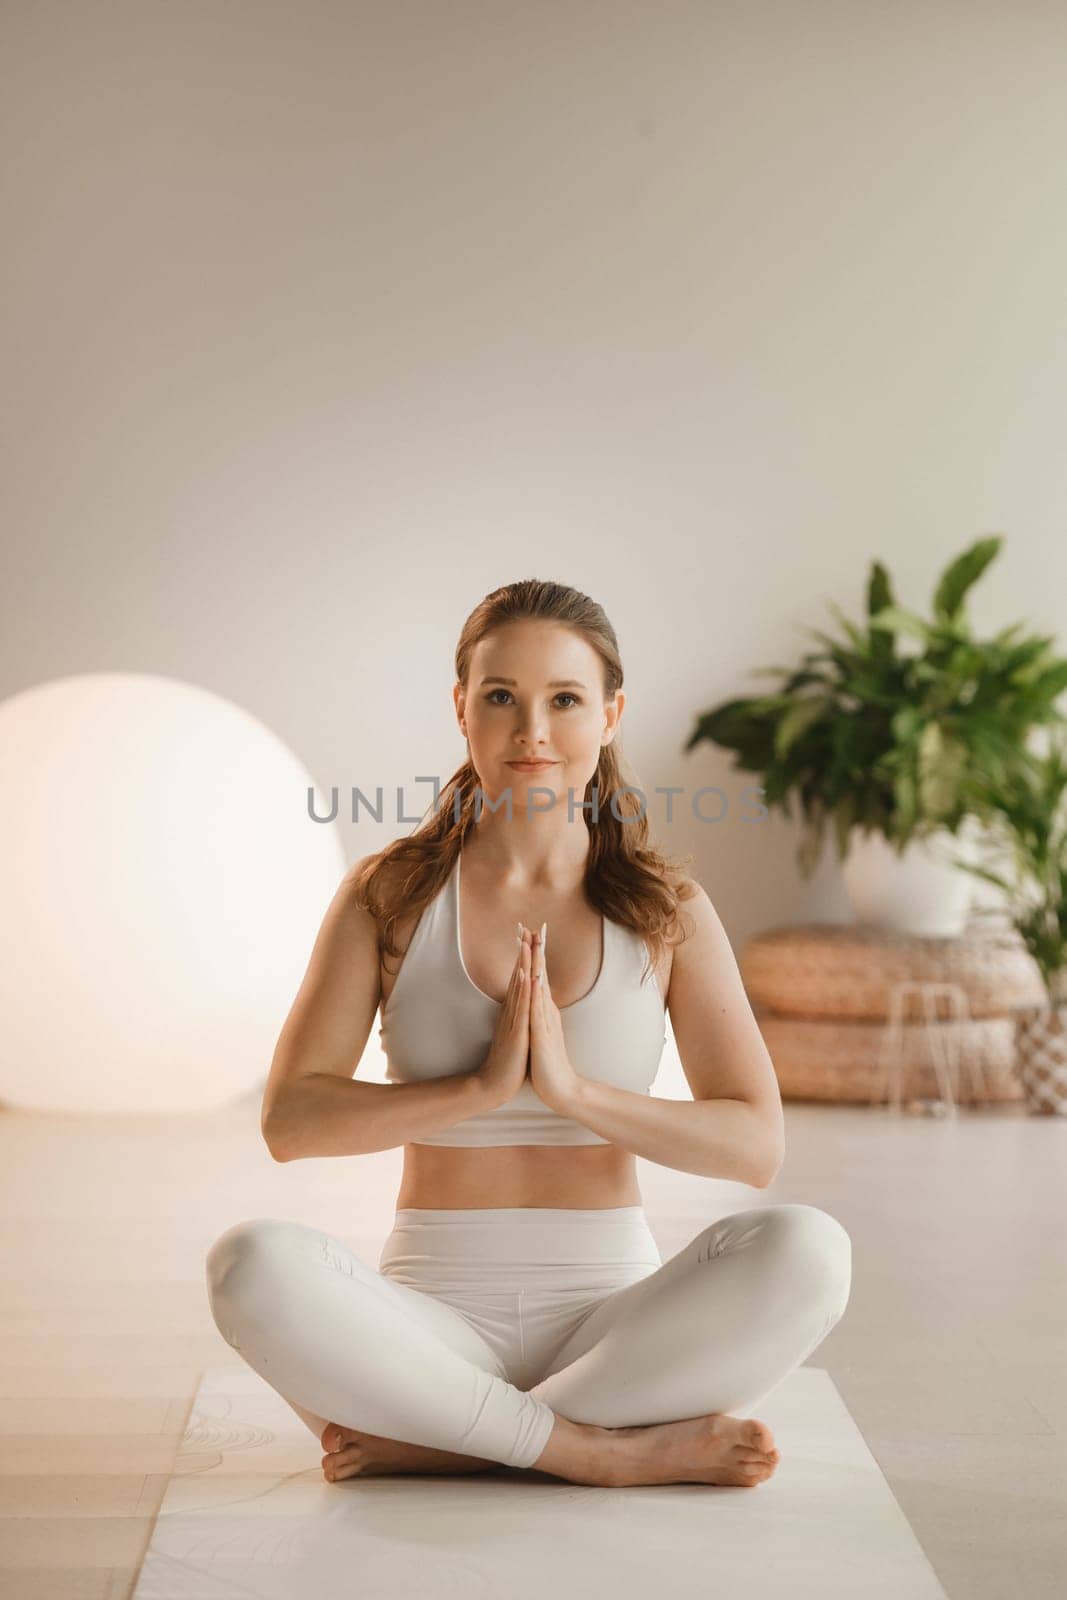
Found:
[205,1202,851,1472]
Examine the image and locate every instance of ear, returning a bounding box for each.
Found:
[602,688,625,744]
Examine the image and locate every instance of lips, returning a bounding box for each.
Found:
[507,760,557,771]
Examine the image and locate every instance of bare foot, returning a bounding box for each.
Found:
[610,1412,781,1488]
[320,1421,500,1482]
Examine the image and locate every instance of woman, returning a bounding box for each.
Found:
[205,577,852,1490]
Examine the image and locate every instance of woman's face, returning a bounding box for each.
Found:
[455,621,623,802]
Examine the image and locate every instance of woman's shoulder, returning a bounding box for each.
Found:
[339,851,380,900]
[659,866,702,910]
[660,870,705,955]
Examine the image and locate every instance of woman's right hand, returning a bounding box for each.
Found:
[474,924,533,1107]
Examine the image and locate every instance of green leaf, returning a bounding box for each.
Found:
[869,605,932,644]
[774,696,832,759]
[826,600,872,655]
[832,789,860,859]
[868,563,896,663]
[932,536,1003,621]
[894,769,919,833]
[684,700,780,766]
[956,860,1014,894]
[917,724,970,820]
[796,804,827,877]
[891,706,925,744]
[1027,660,1067,705]
[867,560,894,619]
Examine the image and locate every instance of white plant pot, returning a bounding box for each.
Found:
[842,820,983,938]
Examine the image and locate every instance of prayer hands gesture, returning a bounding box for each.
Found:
[475,924,585,1115]
[525,923,585,1115]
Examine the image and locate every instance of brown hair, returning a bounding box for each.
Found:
[351,577,699,985]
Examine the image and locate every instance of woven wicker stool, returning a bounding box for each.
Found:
[740,921,1044,1108]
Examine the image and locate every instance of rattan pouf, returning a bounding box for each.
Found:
[740,921,1042,1105]
[740,921,1045,1020]
[752,1009,1022,1104]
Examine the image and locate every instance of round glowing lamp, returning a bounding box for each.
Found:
[0,672,349,1113]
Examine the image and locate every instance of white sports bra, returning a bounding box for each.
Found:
[377,850,667,1145]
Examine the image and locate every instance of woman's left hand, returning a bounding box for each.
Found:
[527,925,586,1116]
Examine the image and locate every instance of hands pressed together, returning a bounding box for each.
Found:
[477,922,586,1115]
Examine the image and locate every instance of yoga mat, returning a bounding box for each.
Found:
[130,1366,947,1598]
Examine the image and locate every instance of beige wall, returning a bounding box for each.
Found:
[2,0,1065,955]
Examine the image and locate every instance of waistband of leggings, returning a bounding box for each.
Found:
[391,1206,649,1224]
[380,1204,660,1279]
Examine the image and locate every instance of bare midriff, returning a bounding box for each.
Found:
[395,1140,644,1210]
[381,850,673,1211]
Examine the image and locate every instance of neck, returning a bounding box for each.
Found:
[461,826,592,893]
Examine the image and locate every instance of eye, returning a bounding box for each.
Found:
[484,690,581,708]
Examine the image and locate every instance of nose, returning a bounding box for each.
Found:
[513,708,550,749]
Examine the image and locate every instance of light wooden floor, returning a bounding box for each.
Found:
[0,1096,1063,1599]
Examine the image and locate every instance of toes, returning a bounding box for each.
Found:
[323,1425,360,1453]
[322,1443,357,1477]
[743,1419,776,1453]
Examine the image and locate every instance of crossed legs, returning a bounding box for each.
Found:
[205,1203,851,1487]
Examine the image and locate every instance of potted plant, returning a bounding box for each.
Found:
[685,536,1067,935]
[958,730,1067,1113]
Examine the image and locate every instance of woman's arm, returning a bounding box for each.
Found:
[261,859,505,1161]
[265,1071,498,1161]
[557,1080,779,1185]
[549,877,785,1184]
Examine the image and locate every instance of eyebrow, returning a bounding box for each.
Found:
[479,676,587,689]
